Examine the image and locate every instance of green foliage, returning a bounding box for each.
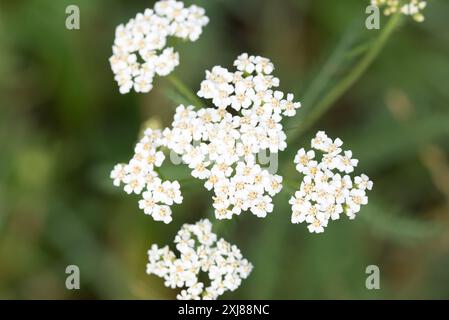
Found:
[1,0,448,299]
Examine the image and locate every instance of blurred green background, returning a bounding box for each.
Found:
[1,0,449,299]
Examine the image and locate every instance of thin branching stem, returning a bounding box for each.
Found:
[287,13,402,144]
[167,74,204,107]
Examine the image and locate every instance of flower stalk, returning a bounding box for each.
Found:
[167,74,204,107]
[287,13,402,144]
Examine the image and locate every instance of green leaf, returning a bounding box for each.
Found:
[360,199,444,243]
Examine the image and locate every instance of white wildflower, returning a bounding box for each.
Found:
[110,0,209,94]
[112,53,302,223]
[146,219,253,300]
[110,163,126,186]
[290,131,373,233]
[371,0,427,22]
[111,128,183,223]
[164,54,301,220]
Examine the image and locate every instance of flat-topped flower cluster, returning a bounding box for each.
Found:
[289,131,373,233]
[371,0,427,22]
[164,53,301,219]
[110,0,208,94]
[111,54,302,222]
[146,219,253,300]
[110,128,182,224]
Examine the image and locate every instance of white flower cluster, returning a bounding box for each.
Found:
[289,131,373,233]
[146,219,253,300]
[371,0,427,22]
[110,0,209,94]
[163,54,301,219]
[110,128,183,224]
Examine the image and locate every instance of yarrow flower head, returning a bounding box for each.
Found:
[110,128,183,223]
[110,0,209,94]
[371,0,427,22]
[289,131,373,233]
[110,54,300,223]
[146,219,253,300]
[164,54,301,220]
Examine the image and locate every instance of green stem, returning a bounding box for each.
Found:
[248,15,402,298]
[287,13,402,143]
[167,74,203,108]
